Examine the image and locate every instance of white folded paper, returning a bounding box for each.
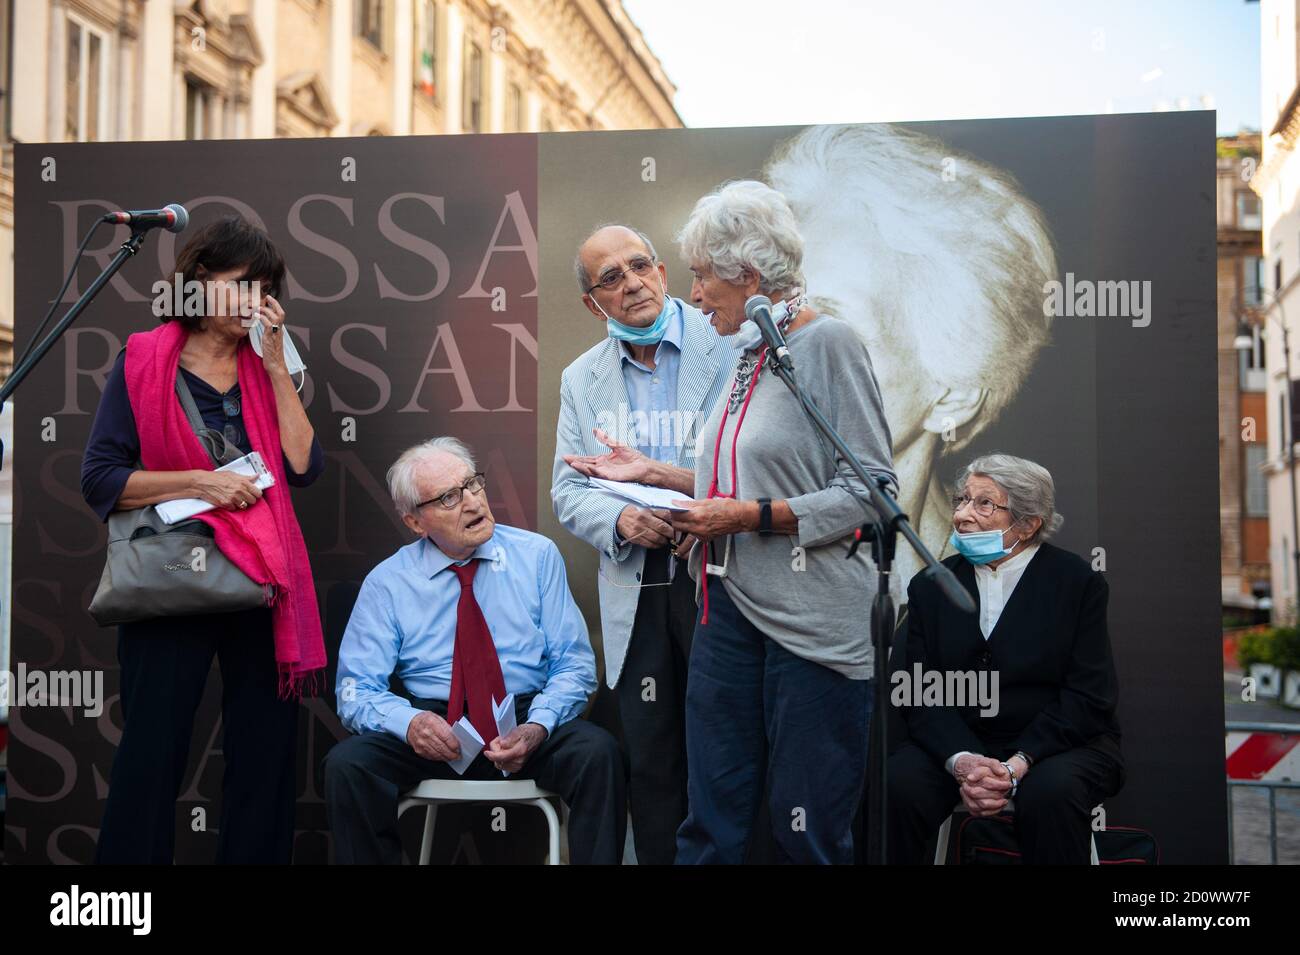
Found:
[447,718,485,775]
[587,477,693,512]
[493,694,517,777]
[446,694,519,776]
[155,451,275,525]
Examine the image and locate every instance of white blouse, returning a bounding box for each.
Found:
[972,542,1041,639]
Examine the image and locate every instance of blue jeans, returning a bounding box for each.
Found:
[675,579,873,864]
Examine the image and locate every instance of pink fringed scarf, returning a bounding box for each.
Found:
[124,321,325,698]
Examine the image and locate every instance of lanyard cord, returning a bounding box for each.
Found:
[701,344,768,625]
[709,344,768,499]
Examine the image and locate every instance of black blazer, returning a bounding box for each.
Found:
[893,541,1121,766]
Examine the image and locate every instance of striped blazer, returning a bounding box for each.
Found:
[551,299,738,688]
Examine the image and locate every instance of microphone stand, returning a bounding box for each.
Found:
[765,353,975,865]
[0,226,152,470]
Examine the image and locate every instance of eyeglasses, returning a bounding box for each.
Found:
[951,493,1013,518]
[220,394,244,448]
[416,473,488,510]
[586,257,657,294]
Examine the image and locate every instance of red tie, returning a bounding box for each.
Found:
[448,560,507,746]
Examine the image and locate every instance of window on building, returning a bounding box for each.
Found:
[1243,255,1264,307]
[1240,322,1267,392]
[1246,445,1269,517]
[356,0,383,51]
[1284,535,1293,595]
[184,79,211,140]
[1284,382,1294,457]
[1276,257,1284,293]
[505,82,523,132]
[1279,392,1289,459]
[65,14,107,142]
[418,0,437,98]
[462,40,482,132]
[1238,191,1262,230]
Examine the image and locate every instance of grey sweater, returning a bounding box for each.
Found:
[689,315,897,679]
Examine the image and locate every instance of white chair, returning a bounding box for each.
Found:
[397,779,568,865]
[934,800,1100,865]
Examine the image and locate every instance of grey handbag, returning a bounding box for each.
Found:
[87,370,275,626]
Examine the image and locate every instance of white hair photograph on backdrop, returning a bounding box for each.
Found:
[766,123,1059,586]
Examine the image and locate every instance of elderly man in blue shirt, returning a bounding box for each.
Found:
[324,436,626,864]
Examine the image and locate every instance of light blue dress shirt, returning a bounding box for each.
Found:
[336,524,596,742]
[618,297,684,463]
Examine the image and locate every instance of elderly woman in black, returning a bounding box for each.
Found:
[82,215,325,863]
[887,452,1124,864]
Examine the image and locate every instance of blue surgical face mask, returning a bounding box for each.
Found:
[597,273,671,345]
[949,527,1022,565]
[732,298,794,352]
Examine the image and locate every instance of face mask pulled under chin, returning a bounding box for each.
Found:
[598,273,671,345]
[949,526,1021,565]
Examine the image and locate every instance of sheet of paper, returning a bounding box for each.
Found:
[494,694,517,739]
[447,717,485,776]
[587,477,693,512]
[155,451,276,524]
[493,694,517,776]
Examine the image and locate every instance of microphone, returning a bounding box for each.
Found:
[100,203,189,234]
[744,294,794,372]
[929,563,978,615]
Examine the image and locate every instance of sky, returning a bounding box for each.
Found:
[623,0,1261,135]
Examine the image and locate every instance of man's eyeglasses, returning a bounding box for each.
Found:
[586,257,657,294]
[951,493,1013,518]
[416,473,488,510]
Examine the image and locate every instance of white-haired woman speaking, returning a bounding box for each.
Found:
[886,453,1124,864]
[565,179,897,863]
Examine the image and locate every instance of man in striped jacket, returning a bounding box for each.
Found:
[551,224,736,864]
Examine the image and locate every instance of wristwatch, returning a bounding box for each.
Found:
[757,498,773,536]
[1002,761,1019,798]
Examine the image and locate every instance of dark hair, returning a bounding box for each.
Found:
[164,215,286,328]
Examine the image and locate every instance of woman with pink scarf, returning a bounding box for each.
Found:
[81,215,326,863]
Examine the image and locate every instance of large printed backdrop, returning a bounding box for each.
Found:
[7,112,1223,863]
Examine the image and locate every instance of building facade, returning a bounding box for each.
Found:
[1256,0,1300,621]
[0,0,682,375]
[1218,132,1269,618]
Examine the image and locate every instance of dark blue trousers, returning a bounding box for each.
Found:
[96,608,298,864]
[675,579,873,864]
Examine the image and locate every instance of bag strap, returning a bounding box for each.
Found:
[174,368,243,468]
[174,367,207,436]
